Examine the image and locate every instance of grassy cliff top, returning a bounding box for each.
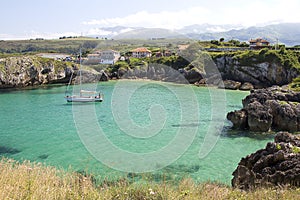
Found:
[210,48,300,69]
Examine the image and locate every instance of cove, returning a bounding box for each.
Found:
[0,80,274,185]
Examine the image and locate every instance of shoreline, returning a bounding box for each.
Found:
[0,77,255,92]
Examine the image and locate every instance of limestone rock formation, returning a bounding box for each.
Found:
[0,56,102,88]
[213,56,299,88]
[232,132,300,190]
[227,86,300,132]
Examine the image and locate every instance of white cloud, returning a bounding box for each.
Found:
[0,31,81,40]
[82,1,300,29]
[83,7,211,30]
[3,0,300,40]
[212,0,300,27]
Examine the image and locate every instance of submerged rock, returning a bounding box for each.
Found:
[232,132,300,190]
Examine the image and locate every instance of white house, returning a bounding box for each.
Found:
[100,50,120,64]
[87,50,120,64]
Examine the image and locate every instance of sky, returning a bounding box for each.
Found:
[1,0,300,40]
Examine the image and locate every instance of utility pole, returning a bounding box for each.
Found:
[275,38,279,50]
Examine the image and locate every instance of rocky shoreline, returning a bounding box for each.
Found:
[0,56,108,89]
[228,86,300,190]
[1,49,300,90]
[227,86,300,132]
[232,132,300,190]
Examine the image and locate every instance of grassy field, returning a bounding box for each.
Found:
[0,158,299,200]
[0,37,193,57]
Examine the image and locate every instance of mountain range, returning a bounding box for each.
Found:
[88,23,300,46]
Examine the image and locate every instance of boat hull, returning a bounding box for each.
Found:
[65,96,103,102]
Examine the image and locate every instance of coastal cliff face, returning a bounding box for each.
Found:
[114,50,300,88]
[213,55,299,88]
[1,49,300,89]
[0,56,102,88]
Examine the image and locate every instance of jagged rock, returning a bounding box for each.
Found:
[219,80,241,90]
[79,69,101,83]
[267,100,298,132]
[227,109,248,129]
[99,71,109,81]
[227,86,300,132]
[184,68,203,84]
[246,101,273,132]
[240,82,254,90]
[232,132,300,190]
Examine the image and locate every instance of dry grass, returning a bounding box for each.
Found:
[0,158,300,200]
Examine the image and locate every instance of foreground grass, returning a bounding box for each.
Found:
[0,158,299,200]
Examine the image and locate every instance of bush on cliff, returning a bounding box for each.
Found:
[232,48,300,69]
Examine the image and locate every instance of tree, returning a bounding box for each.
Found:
[219,38,225,42]
[210,40,220,46]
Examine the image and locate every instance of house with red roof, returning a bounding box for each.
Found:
[249,38,270,49]
[131,47,152,58]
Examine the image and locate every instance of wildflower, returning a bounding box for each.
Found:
[149,188,155,195]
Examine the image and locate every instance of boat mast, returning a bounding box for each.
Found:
[79,48,82,91]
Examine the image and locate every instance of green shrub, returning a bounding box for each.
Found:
[292,146,300,154]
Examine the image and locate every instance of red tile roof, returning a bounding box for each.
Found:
[131,47,151,52]
[249,38,269,43]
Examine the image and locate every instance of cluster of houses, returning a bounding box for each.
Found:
[86,47,172,65]
[84,38,273,65]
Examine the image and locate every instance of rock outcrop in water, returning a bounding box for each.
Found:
[227,86,300,132]
[0,56,104,88]
[232,132,300,190]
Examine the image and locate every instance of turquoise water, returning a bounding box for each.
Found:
[0,80,274,185]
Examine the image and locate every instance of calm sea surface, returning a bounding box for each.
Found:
[0,80,274,185]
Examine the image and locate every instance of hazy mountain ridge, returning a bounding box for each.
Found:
[191,23,300,46]
[90,23,300,46]
[178,23,244,34]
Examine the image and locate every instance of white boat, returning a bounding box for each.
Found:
[64,50,103,103]
[65,90,103,102]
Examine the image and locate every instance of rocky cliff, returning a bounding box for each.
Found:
[0,56,103,88]
[227,86,300,132]
[113,49,300,88]
[213,54,300,88]
[232,132,300,190]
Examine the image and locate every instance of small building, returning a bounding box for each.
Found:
[249,38,270,49]
[99,50,120,64]
[177,44,190,54]
[87,50,120,64]
[131,47,152,58]
[155,50,172,58]
[87,52,102,64]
